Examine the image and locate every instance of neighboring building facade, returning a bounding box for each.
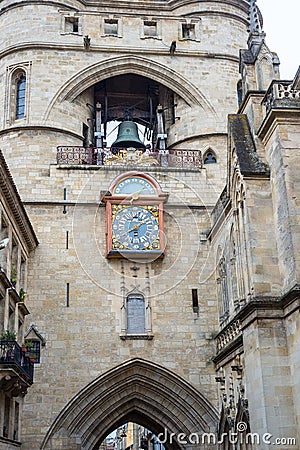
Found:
[0,150,38,448]
[0,0,299,449]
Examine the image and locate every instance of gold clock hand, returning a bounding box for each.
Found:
[117,219,148,237]
[129,188,147,202]
[133,188,144,196]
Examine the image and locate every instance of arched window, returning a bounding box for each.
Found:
[230,233,238,306]
[15,74,26,119]
[217,256,229,322]
[237,79,243,107]
[126,294,145,334]
[204,151,217,164]
[257,56,274,90]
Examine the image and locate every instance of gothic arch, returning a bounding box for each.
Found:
[202,146,218,164]
[230,159,245,209]
[5,62,31,125]
[43,55,216,121]
[41,358,218,450]
[256,47,275,90]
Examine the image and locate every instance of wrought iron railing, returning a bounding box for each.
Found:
[0,341,34,382]
[262,80,300,115]
[57,146,202,169]
[154,149,202,169]
[57,146,97,165]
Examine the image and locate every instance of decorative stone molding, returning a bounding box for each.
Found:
[0,151,38,252]
[216,319,242,354]
[41,358,219,450]
[262,80,300,115]
[4,61,32,126]
[44,55,216,121]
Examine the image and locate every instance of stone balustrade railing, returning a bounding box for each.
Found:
[216,319,242,354]
[263,80,300,115]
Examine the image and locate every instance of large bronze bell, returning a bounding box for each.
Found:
[111,120,146,149]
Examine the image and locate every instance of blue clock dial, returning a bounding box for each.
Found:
[112,206,159,250]
[114,177,156,195]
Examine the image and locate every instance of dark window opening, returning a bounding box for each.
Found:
[237,80,243,107]
[25,340,40,363]
[65,17,79,33]
[204,152,217,164]
[144,21,157,37]
[182,24,195,40]
[104,19,118,36]
[13,402,19,441]
[3,396,10,438]
[192,289,199,313]
[82,123,89,147]
[16,75,26,119]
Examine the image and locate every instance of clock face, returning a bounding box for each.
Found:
[113,177,156,195]
[112,205,160,250]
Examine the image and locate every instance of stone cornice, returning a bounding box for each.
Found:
[237,90,265,115]
[0,150,38,252]
[258,108,300,143]
[213,284,300,366]
[0,125,82,141]
[0,0,250,16]
[238,285,300,327]
[0,42,241,65]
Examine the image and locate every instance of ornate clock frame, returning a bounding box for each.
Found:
[102,171,168,259]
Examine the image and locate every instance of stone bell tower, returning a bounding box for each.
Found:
[2,1,298,450]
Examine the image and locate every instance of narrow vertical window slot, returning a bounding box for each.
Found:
[192,289,199,313]
[66,283,70,307]
[63,188,67,214]
[16,75,26,119]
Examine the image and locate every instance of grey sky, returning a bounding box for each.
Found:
[259,0,299,79]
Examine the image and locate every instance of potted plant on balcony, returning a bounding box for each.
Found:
[22,341,36,362]
[21,340,33,353]
[0,330,16,361]
[0,330,16,342]
[11,267,17,287]
[19,288,26,302]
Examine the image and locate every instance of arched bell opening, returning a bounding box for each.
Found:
[86,73,176,152]
[53,56,216,167]
[41,358,219,450]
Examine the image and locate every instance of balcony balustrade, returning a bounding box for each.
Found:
[262,80,300,115]
[0,341,34,394]
[57,146,202,170]
[215,319,242,355]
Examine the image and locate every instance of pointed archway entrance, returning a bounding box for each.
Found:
[41,358,219,450]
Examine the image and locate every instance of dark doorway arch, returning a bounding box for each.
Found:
[41,358,218,450]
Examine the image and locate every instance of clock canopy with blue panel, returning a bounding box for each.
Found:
[102,171,168,259]
[113,176,156,196]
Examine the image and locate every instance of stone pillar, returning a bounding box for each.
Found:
[243,318,297,449]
